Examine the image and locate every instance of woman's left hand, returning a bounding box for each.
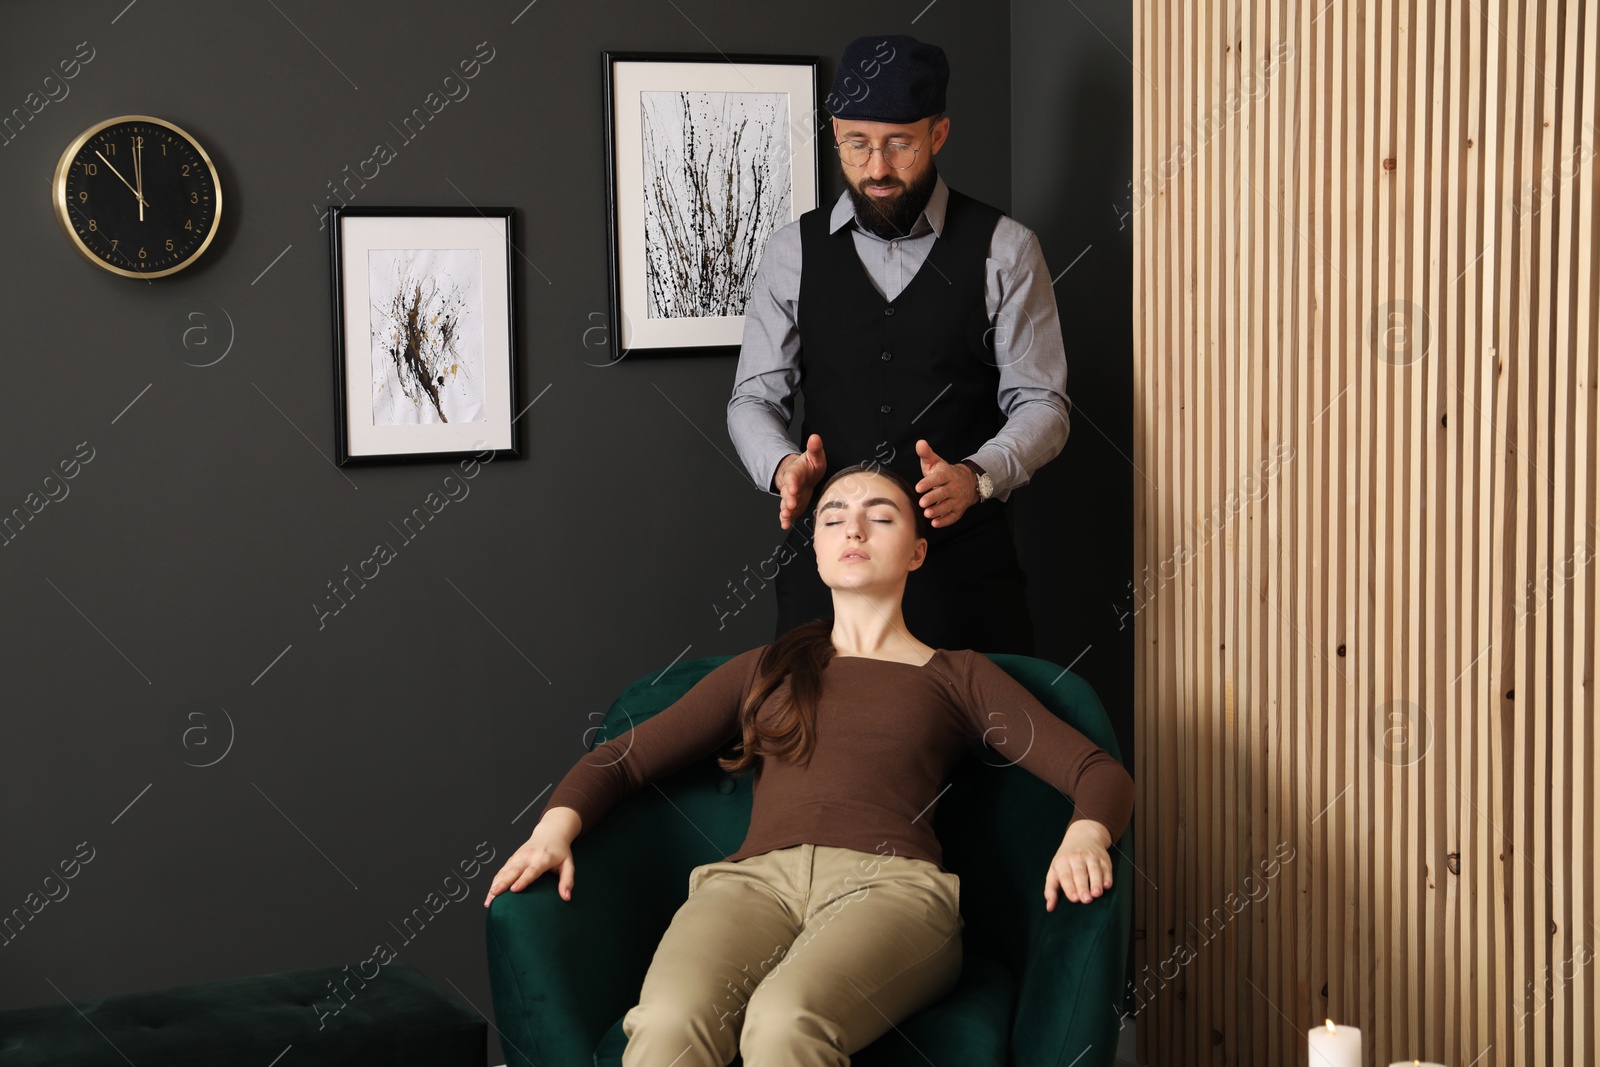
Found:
[1044,819,1114,910]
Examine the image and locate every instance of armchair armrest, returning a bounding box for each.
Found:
[1007,824,1135,1067]
[484,842,646,1065]
[486,780,727,1067]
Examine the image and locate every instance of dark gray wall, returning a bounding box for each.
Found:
[1,1,1131,1062]
[1010,0,1136,783]
[1011,0,1138,1020]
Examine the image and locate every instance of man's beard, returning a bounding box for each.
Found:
[846,165,938,239]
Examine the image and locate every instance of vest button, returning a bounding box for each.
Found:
[716,777,736,795]
[884,306,895,316]
[890,241,898,250]
[880,404,892,413]
[881,351,893,361]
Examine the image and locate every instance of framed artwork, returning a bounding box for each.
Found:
[602,51,822,361]
[328,205,520,465]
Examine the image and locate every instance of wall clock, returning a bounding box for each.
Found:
[52,114,221,279]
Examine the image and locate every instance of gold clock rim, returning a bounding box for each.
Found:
[52,114,223,280]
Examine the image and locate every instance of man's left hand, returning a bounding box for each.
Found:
[914,439,979,529]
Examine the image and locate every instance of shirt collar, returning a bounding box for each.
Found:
[829,171,949,239]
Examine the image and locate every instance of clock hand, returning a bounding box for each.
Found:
[94,149,149,210]
[133,137,143,222]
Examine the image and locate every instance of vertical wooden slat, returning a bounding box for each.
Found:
[1259,1,1282,1059]
[1243,0,1263,1051]
[1221,0,1241,1057]
[1548,0,1584,1061]
[1465,4,1504,1062]
[1439,0,1467,1059]
[1369,0,1395,1049]
[1447,0,1468,1043]
[1427,0,1452,1055]
[1201,0,1226,1053]
[1290,0,1319,1049]
[1278,0,1297,1052]
[1162,11,1184,1045]
[1127,0,1152,1054]
[1338,0,1364,1031]
[1397,0,1423,1054]
[1174,0,1199,1060]
[1573,6,1599,1063]
[1460,1,1484,1060]
[1195,0,1215,1049]
[1136,0,1153,1053]
[1299,0,1329,1040]
[1156,0,1182,1057]
[1510,0,1539,1057]
[1489,0,1518,1055]
[1425,0,1454,1060]
[1532,2,1560,1062]
[1273,8,1292,1054]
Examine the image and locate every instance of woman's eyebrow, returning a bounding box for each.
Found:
[819,497,902,512]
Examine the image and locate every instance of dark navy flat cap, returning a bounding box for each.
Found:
[826,34,948,124]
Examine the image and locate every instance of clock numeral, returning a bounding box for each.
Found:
[109,239,118,251]
[160,143,167,155]
[138,247,147,260]
[88,220,97,231]
[190,191,198,203]
[133,135,144,147]
[184,219,194,230]
[77,191,88,202]
[181,163,190,176]
[80,161,98,175]
[105,142,115,155]
[165,239,174,251]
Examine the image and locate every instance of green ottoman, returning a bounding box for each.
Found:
[0,963,485,1066]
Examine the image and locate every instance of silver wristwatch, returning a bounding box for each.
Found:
[960,459,994,502]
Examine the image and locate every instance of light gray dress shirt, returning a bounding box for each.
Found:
[725,172,1071,504]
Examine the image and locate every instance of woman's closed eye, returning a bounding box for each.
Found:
[823,518,894,526]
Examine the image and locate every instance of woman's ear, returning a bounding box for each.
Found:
[909,537,929,571]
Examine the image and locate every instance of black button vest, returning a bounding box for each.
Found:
[796,185,1007,543]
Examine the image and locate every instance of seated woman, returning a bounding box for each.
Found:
[483,463,1134,1066]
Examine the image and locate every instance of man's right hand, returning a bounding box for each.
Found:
[484,808,581,906]
[774,434,827,530]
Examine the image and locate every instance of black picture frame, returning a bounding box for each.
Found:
[602,50,823,363]
[328,205,521,466]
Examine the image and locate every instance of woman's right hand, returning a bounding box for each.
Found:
[483,809,581,906]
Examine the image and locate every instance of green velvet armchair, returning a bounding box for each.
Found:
[485,652,1133,1066]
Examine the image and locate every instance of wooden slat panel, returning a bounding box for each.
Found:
[1128,0,1599,1061]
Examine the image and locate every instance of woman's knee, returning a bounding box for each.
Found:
[739,996,842,1063]
[738,930,962,1060]
[622,996,743,1065]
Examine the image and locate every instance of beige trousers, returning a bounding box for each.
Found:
[620,842,965,1066]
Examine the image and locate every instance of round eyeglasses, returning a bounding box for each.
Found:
[834,140,921,170]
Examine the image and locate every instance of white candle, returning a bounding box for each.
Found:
[1308,1019,1362,1067]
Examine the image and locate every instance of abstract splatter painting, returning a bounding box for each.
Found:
[639,91,792,320]
[368,248,485,425]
